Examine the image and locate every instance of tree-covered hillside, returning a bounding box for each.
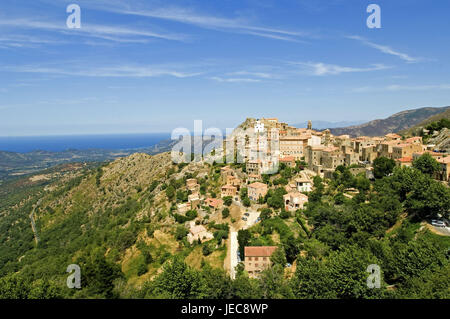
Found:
[0,153,449,299]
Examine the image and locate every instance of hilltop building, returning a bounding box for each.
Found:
[248,182,268,201]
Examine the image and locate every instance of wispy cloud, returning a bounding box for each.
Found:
[353,84,450,93]
[292,61,390,76]
[0,18,187,44]
[0,34,66,48]
[93,4,310,42]
[210,76,262,83]
[226,71,276,79]
[347,35,421,63]
[3,64,202,78]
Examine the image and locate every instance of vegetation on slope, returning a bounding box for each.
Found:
[330,106,450,137]
[0,152,449,299]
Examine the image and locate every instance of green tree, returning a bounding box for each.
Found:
[186,210,198,220]
[222,208,230,218]
[259,264,294,298]
[0,275,62,299]
[223,196,233,206]
[175,225,188,240]
[334,192,346,205]
[242,197,251,207]
[291,257,337,299]
[240,188,248,200]
[200,264,233,298]
[404,174,450,219]
[270,247,287,267]
[325,245,383,299]
[260,208,272,220]
[373,157,395,179]
[231,272,263,299]
[389,237,447,283]
[79,252,123,298]
[237,229,251,257]
[266,188,287,210]
[176,190,188,202]
[412,153,440,176]
[142,257,205,298]
[137,258,148,276]
[202,243,213,256]
[309,176,324,203]
[165,185,176,201]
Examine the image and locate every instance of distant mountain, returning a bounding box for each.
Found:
[329,106,450,137]
[399,108,450,136]
[293,120,366,130]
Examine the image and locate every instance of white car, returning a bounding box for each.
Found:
[431,220,446,228]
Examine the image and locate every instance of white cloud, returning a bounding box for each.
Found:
[293,62,390,76]
[210,76,261,83]
[0,18,186,44]
[93,4,310,42]
[347,35,421,63]
[3,64,202,78]
[0,34,67,48]
[353,84,450,93]
[387,84,450,91]
[226,71,275,79]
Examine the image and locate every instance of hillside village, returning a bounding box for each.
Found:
[0,116,449,299]
[168,117,450,278]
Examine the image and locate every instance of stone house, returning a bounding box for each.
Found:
[391,143,423,160]
[247,182,268,201]
[187,223,214,244]
[436,157,450,182]
[283,192,308,211]
[395,156,413,167]
[295,172,312,192]
[221,184,237,198]
[204,198,224,210]
[244,246,278,278]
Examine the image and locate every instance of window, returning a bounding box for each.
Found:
[255,263,258,267]
[255,257,259,261]
[248,257,252,261]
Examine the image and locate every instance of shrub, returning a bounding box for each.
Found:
[222,208,230,218]
[223,196,233,206]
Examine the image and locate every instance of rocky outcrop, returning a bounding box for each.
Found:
[428,128,450,152]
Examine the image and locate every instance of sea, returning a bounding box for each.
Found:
[0,133,172,153]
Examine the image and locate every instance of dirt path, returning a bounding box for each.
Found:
[29,199,42,244]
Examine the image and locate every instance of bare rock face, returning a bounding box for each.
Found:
[428,128,450,152]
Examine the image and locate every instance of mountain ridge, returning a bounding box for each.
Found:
[329,106,450,137]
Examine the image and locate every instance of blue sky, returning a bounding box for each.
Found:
[0,0,449,136]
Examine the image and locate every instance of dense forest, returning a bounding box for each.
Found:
[0,152,449,299]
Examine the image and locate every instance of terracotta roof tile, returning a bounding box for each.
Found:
[245,246,278,257]
[248,182,267,189]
